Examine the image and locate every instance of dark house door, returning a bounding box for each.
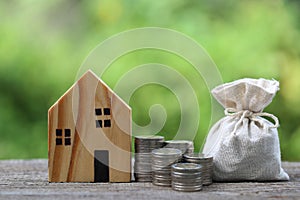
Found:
[94,150,109,182]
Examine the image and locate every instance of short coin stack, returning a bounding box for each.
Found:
[171,163,202,192]
[134,135,164,182]
[183,153,213,185]
[152,148,182,187]
[164,140,194,154]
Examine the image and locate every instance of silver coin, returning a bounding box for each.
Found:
[152,160,181,167]
[135,152,152,156]
[152,156,182,160]
[135,143,164,147]
[135,178,152,182]
[135,140,164,143]
[170,162,203,191]
[135,175,152,178]
[152,148,182,156]
[172,184,202,192]
[134,174,152,177]
[183,153,213,161]
[134,171,152,175]
[153,179,171,187]
[134,168,152,172]
[134,158,152,163]
[172,163,202,171]
[135,135,164,141]
[135,148,162,153]
[134,162,152,167]
[153,169,171,174]
[152,176,172,181]
[183,153,213,186]
[151,148,182,187]
[134,168,152,173]
[135,140,163,143]
[172,170,202,175]
[164,140,194,154]
[134,135,165,182]
[172,173,202,179]
[172,182,203,187]
[172,181,202,187]
[165,140,193,145]
[172,177,202,183]
[134,170,152,176]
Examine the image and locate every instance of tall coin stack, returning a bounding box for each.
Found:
[164,140,194,154]
[152,148,182,187]
[183,153,213,185]
[171,163,202,192]
[134,135,164,182]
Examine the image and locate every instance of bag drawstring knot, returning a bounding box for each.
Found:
[224,108,280,135]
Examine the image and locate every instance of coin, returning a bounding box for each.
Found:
[183,153,213,186]
[134,135,165,182]
[171,184,202,192]
[171,163,202,192]
[152,148,182,187]
[164,140,194,154]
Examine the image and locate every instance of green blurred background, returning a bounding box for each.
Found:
[1,0,300,161]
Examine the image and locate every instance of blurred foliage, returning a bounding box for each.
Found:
[0,0,300,161]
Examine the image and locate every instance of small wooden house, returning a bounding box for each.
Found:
[48,70,131,182]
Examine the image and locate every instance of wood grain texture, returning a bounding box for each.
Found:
[48,70,131,182]
[0,160,299,200]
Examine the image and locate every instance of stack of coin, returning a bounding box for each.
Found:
[183,153,213,185]
[164,140,194,154]
[134,135,164,182]
[152,148,182,187]
[171,163,202,192]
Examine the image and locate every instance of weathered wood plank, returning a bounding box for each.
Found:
[0,159,299,200]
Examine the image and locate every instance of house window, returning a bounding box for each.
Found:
[104,119,111,127]
[64,129,71,146]
[56,129,62,136]
[103,108,110,115]
[95,108,111,128]
[96,120,103,128]
[65,138,71,145]
[56,129,63,145]
[95,108,102,116]
[55,129,71,146]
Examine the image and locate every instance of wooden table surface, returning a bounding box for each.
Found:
[0,159,299,200]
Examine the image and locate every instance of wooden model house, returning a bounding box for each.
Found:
[48,70,131,182]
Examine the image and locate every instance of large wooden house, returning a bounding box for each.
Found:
[48,70,131,182]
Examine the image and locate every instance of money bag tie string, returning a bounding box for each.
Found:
[224,108,280,135]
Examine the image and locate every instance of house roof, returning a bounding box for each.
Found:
[48,70,131,112]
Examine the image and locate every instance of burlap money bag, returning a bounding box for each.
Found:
[203,78,289,181]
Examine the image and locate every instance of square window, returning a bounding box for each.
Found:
[96,120,103,128]
[56,129,62,136]
[65,138,71,145]
[104,119,111,127]
[65,129,71,137]
[95,108,102,116]
[56,138,63,145]
[104,108,110,115]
